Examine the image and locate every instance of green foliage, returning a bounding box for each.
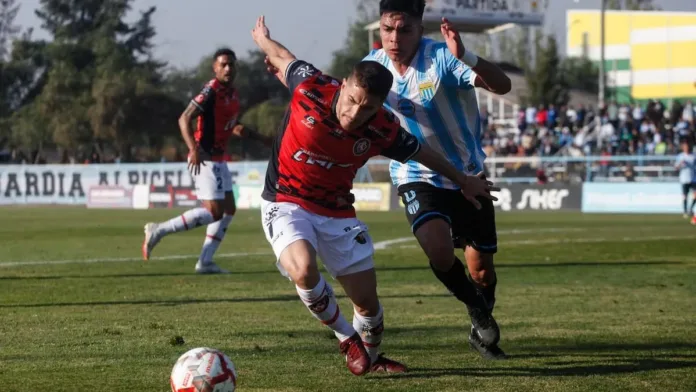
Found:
[606,0,660,10]
[522,34,570,107]
[562,57,599,94]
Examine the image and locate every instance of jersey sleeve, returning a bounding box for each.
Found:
[190,84,214,112]
[381,126,421,163]
[285,60,321,93]
[437,43,476,90]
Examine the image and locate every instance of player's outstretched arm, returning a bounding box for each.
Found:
[440,17,511,95]
[411,144,499,209]
[251,15,296,85]
[381,125,498,209]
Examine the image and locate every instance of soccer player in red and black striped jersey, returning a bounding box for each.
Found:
[142,48,271,274]
[252,15,498,376]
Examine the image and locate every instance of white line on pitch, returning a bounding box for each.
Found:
[0,227,584,268]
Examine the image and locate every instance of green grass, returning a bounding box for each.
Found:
[1,208,695,391]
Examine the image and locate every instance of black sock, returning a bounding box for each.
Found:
[430,257,482,308]
[468,274,497,312]
[685,199,689,214]
[691,199,696,214]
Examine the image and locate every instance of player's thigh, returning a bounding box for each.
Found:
[454,194,498,255]
[192,161,226,201]
[336,267,379,316]
[398,183,456,263]
[314,216,375,279]
[261,201,320,286]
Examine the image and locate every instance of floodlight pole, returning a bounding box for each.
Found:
[598,0,606,109]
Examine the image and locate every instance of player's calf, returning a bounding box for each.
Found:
[142,207,217,260]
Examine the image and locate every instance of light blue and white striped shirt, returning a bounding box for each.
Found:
[364,37,485,190]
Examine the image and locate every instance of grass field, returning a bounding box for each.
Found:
[1,207,695,392]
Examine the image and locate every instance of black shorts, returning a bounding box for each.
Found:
[682,183,696,196]
[397,182,498,254]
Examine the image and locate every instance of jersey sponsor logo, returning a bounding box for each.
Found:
[299,88,327,105]
[353,138,371,156]
[292,149,353,170]
[397,99,416,117]
[294,64,315,78]
[418,80,435,101]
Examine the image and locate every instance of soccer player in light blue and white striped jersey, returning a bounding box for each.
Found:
[364,0,512,360]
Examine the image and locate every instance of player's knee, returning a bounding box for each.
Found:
[293,266,321,289]
[204,202,225,221]
[469,268,495,287]
[224,205,236,216]
[353,296,380,317]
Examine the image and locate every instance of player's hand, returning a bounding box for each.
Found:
[458,172,499,210]
[188,148,205,176]
[251,15,271,44]
[440,17,465,59]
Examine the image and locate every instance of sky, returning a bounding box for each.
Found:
[14,0,696,70]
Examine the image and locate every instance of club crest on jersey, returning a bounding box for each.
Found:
[302,115,317,129]
[397,99,416,117]
[419,80,435,101]
[353,138,371,156]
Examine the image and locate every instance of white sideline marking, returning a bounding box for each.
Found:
[0,227,585,268]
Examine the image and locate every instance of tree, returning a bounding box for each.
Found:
[0,0,20,60]
[328,0,378,78]
[562,56,599,94]
[522,34,569,107]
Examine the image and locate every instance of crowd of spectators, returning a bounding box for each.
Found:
[481,99,696,158]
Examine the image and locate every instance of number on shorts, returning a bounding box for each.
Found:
[216,176,222,190]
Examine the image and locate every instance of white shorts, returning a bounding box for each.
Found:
[261,200,375,279]
[190,160,234,201]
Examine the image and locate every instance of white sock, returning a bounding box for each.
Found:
[159,208,215,235]
[199,214,233,264]
[353,305,384,364]
[296,276,355,341]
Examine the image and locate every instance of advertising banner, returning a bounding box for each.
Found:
[0,161,268,205]
[493,183,583,212]
[86,186,133,209]
[395,183,582,212]
[352,183,392,211]
[582,182,683,213]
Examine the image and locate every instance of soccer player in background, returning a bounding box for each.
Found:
[675,139,696,220]
[251,15,499,375]
[142,48,271,274]
[363,0,513,359]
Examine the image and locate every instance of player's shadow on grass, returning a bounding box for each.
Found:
[0,260,683,281]
[387,358,696,379]
[0,292,452,308]
[377,261,684,272]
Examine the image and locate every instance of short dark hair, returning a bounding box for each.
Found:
[379,0,426,19]
[213,47,236,62]
[349,61,394,101]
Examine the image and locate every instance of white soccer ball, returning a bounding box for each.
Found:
[170,347,237,392]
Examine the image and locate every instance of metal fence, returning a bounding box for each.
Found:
[358,155,680,184]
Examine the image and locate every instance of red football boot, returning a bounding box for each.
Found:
[339,334,370,376]
[370,353,407,373]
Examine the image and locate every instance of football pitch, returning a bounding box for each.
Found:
[1,207,695,392]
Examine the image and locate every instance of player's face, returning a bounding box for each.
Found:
[682,143,691,153]
[213,55,236,85]
[336,79,383,131]
[379,12,423,63]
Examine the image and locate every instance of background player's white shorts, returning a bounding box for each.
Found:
[261,200,375,279]
[190,160,234,201]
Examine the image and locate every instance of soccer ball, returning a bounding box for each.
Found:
[170,347,237,392]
